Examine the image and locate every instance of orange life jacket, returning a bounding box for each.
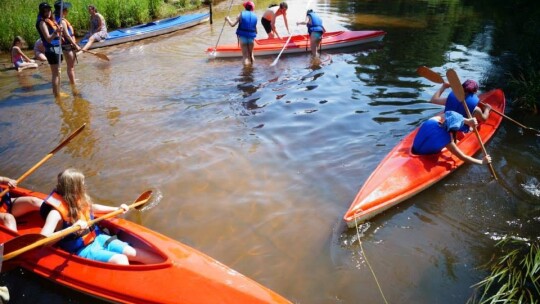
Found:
[44,191,97,252]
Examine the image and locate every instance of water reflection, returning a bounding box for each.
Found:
[54,96,96,159]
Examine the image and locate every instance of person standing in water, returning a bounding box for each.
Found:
[261,2,289,39]
[296,9,326,58]
[225,1,257,65]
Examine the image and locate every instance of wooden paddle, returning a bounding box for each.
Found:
[82,50,110,61]
[446,69,497,180]
[418,66,540,135]
[0,124,86,198]
[2,190,152,262]
[209,0,236,57]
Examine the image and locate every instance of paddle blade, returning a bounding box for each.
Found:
[417,66,444,83]
[2,234,46,257]
[446,69,465,102]
[95,52,110,61]
[132,190,153,210]
[49,124,86,154]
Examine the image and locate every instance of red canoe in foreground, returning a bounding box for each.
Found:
[206,30,386,58]
[344,89,505,228]
[0,187,291,304]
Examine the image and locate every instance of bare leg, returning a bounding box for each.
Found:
[0,213,17,232]
[240,43,251,66]
[10,196,42,218]
[50,64,60,97]
[81,36,96,52]
[123,245,163,264]
[64,50,79,96]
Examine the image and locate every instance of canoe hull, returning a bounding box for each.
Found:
[80,13,210,50]
[0,187,290,304]
[344,89,506,228]
[207,30,386,58]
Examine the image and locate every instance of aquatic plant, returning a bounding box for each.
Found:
[468,238,540,304]
[509,63,540,114]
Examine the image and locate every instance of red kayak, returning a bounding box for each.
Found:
[344,89,505,228]
[0,187,291,304]
[206,30,386,58]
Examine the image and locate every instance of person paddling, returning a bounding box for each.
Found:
[40,168,138,265]
[261,2,290,39]
[430,79,491,124]
[225,1,257,65]
[412,111,492,165]
[296,9,326,58]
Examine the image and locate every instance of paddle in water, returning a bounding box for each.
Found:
[0,124,86,198]
[82,50,109,61]
[418,66,540,135]
[446,69,498,180]
[1,190,152,262]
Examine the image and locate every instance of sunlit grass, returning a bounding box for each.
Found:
[0,0,203,52]
[468,238,540,304]
[509,64,540,114]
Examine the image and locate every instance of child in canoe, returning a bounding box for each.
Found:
[412,111,492,165]
[0,176,43,232]
[430,79,492,124]
[40,168,136,265]
[297,9,326,58]
[225,1,257,65]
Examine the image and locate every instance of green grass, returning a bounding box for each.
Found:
[509,63,540,114]
[468,238,540,304]
[0,0,203,52]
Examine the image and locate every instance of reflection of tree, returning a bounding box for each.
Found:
[54,96,96,158]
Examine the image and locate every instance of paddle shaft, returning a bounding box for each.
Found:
[82,50,109,61]
[2,191,152,261]
[446,69,497,180]
[0,124,86,198]
[211,0,235,55]
[479,101,540,133]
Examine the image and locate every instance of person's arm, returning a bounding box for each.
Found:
[296,16,310,26]
[15,47,34,63]
[39,21,61,44]
[430,82,450,105]
[282,11,290,34]
[40,209,62,236]
[225,14,240,27]
[92,203,129,213]
[473,103,491,122]
[60,20,81,51]
[96,15,103,32]
[271,15,280,39]
[0,176,17,188]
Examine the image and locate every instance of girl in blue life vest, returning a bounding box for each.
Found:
[40,168,135,265]
[430,79,492,125]
[412,111,492,165]
[225,1,257,65]
[297,9,326,58]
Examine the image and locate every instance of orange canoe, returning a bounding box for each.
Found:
[0,187,291,304]
[344,89,505,228]
[206,30,386,58]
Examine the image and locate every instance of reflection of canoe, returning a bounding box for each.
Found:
[344,89,505,228]
[0,186,291,304]
[79,13,210,49]
[206,30,386,57]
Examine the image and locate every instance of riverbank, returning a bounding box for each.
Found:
[0,0,204,52]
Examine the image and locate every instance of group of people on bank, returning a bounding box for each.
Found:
[10,1,108,97]
[225,1,326,65]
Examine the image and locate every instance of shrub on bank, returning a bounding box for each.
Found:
[0,0,203,52]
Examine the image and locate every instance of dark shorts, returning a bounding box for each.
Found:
[45,46,63,65]
[261,18,272,34]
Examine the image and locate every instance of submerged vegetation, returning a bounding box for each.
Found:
[468,238,540,304]
[0,0,203,52]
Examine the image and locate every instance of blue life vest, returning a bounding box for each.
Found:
[36,16,60,47]
[236,11,257,39]
[412,117,452,155]
[0,191,12,213]
[445,91,479,119]
[307,12,324,34]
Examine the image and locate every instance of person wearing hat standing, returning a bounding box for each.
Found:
[430,80,492,123]
[296,9,326,58]
[36,1,80,97]
[80,5,108,52]
[412,111,492,165]
[225,1,257,65]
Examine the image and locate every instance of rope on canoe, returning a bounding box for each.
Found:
[354,217,389,304]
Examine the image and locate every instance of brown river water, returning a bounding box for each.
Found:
[1,0,539,303]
